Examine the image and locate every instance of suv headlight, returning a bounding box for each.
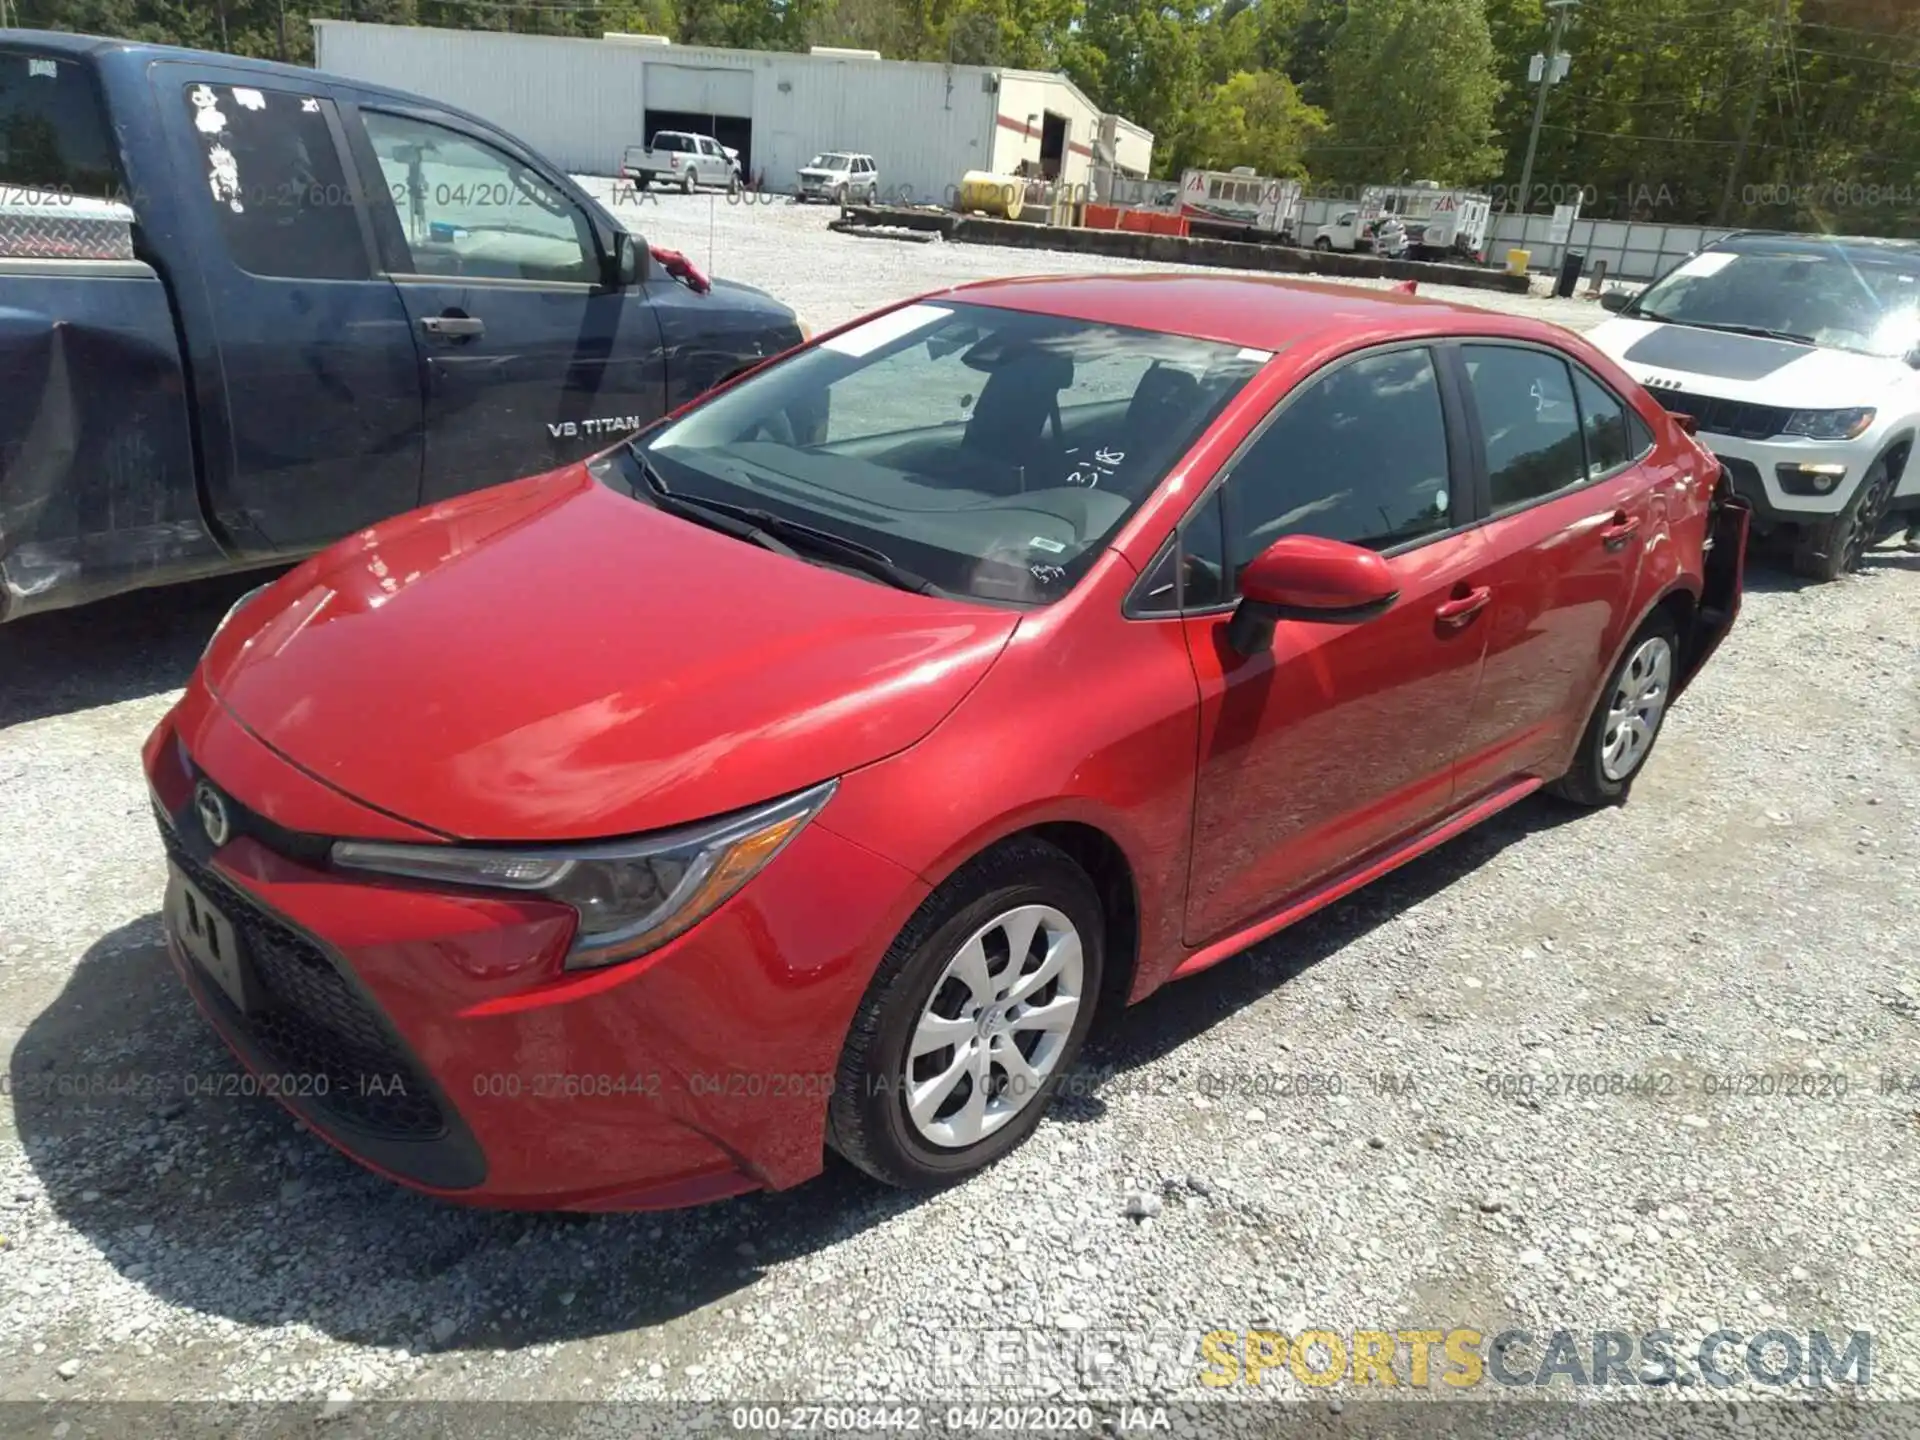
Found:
[1783,407,1876,441]
[331,779,836,970]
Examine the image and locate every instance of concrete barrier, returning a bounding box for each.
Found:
[836,205,1534,294]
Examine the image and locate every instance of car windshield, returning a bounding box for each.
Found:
[810,153,853,169]
[1630,245,1920,358]
[635,301,1267,606]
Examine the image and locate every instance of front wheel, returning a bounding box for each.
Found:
[828,838,1105,1189]
[1314,236,1332,251]
[1792,456,1896,581]
[1549,615,1679,807]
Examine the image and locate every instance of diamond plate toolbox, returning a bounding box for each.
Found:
[0,190,138,261]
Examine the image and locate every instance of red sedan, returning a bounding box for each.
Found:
[144,275,1749,1210]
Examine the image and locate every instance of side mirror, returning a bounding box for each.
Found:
[605,228,642,290]
[1904,343,1920,370]
[1225,534,1400,654]
[1599,288,1636,313]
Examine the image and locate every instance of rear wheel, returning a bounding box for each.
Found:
[1791,456,1897,581]
[1549,614,1679,808]
[828,838,1104,1189]
[681,170,696,194]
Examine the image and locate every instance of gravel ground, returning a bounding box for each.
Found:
[2,195,1918,1434]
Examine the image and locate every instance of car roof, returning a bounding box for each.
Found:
[1712,230,1920,260]
[935,273,1552,353]
[2,27,510,131]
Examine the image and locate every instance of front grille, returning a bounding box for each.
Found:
[157,818,448,1141]
[1651,389,1792,441]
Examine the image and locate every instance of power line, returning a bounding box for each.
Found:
[1787,42,1920,71]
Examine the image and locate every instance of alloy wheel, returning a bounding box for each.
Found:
[1843,465,1896,572]
[1601,635,1674,782]
[903,904,1084,1149]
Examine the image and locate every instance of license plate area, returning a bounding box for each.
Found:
[166,865,255,1013]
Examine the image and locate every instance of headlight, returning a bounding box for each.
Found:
[210,581,272,644]
[1783,407,1876,441]
[330,779,836,970]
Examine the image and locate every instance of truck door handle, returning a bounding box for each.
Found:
[1600,512,1642,551]
[1435,584,1492,626]
[420,313,484,340]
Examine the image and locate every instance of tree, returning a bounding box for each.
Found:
[1322,0,1503,184]
[1177,68,1326,174]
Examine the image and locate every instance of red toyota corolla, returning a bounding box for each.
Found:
[144,275,1749,1211]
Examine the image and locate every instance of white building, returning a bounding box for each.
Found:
[311,21,1153,201]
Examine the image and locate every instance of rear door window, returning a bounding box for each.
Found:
[180,81,369,281]
[0,49,121,199]
[1461,345,1588,510]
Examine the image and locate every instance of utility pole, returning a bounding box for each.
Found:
[1719,0,1792,226]
[216,0,230,51]
[1516,0,1579,216]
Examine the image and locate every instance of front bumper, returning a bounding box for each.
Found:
[145,688,927,1211]
[1695,433,1877,522]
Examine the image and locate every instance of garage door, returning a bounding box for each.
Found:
[645,65,753,118]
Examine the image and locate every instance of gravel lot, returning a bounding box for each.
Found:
[3,194,1918,1432]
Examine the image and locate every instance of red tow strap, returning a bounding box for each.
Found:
[649,245,711,295]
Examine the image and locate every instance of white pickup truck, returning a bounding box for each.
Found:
[620,131,740,194]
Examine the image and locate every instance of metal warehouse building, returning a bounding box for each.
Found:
[311,21,1154,201]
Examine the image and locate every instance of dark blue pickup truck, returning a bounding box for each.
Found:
[0,30,805,621]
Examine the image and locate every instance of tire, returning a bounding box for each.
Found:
[1548,613,1681,808]
[834,182,849,207]
[1791,455,1897,581]
[681,170,696,195]
[1314,236,1332,251]
[728,170,740,196]
[827,838,1105,1189]
[636,173,651,191]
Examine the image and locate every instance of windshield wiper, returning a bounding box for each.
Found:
[629,450,942,596]
[629,453,801,561]
[707,501,943,596]
[1634,312,1817,346]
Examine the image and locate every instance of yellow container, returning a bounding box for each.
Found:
[959,171,1024,221]
[1506,248,1532,276]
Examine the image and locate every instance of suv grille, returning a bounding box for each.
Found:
[1650,389,1792,441]
[158,818,448,1141]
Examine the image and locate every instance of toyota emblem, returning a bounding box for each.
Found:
[194,780,232,849]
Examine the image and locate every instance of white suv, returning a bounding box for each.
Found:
[1590,233,1920,579]
[796,151,879,205]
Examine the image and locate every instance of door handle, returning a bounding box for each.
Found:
[1600,512,1642,551]
[1435,585,1492,626]
[420,313,485,340]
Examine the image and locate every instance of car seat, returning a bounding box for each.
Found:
[961,345,1076,491]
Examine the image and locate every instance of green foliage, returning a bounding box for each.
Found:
[10,0,1920,232]
[1176,68,1326,176]
[1322,0,1503,184]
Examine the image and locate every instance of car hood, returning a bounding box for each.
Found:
[203,465,1018,843]
[1588,317,1911,410]
[798,168,845,180]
